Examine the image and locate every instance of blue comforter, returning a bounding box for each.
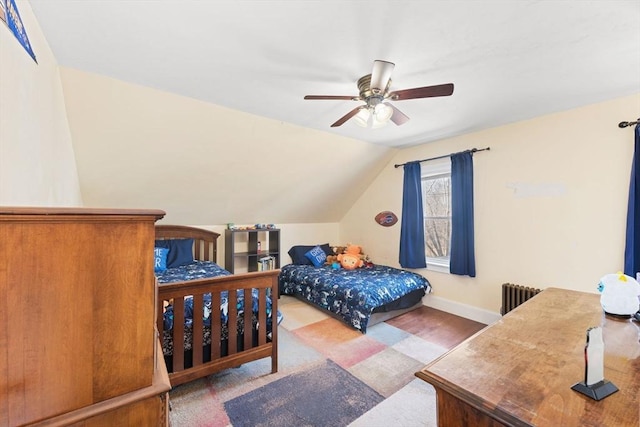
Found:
[156,260,230,284]
[157,260,280,334]
[278,264,430,333]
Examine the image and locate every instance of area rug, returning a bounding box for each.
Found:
[168,296,486,426]
[224,359,383,427]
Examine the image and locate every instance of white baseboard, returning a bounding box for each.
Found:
[422,294,501,325]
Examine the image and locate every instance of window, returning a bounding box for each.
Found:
[422,162,451,271]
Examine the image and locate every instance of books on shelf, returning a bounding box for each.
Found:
[258,255,276,271]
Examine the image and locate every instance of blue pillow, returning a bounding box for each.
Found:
[155,238,195,268]
[154,247,169,273]
[288,244,333,265]
[304,245,327,267]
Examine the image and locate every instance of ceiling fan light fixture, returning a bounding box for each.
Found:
[371,116,388,129]
[304,60,454,128]
[354,107,371,127]
[374,102,393,122]
[372,107,391,129]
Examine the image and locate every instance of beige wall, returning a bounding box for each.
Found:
[0,1,82,206]
[341,94,640,315]
[59,67,396,226]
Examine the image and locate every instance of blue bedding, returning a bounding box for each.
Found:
[156,260,231,284]
[157,260,281,355]
[278,264,431,333]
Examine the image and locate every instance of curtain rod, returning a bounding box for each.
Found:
[394,147,491,169]
[618,119,639,128]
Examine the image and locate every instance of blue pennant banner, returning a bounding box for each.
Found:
[4,0,37,63]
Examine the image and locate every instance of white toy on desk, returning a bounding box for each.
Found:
[597,272,640,316]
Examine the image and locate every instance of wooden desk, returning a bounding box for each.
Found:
[416,288,640,426]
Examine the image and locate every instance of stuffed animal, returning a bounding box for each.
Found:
[325,246,347,266]
[325,244,372,269]
[597,272,640,316]
[337,252,364,270]
[344,244,361,256]
[326,254,339,265]
[333,245,347,256]
[346,244,373,263]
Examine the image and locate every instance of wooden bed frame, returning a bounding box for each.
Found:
[155,225,279,387]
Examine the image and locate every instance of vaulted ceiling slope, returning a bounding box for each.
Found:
[58,67,395,225]
[30,1,640,148]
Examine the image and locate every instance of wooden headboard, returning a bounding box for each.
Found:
[155,224,220,263]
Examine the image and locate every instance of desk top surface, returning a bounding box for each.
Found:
[416,287,640,426]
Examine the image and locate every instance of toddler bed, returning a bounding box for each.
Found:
[279,245,431,333]
[155,225,280,387]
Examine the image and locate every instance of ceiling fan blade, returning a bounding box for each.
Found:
[388,104,410,126]
[331,106,364,127]
[304,95,358,100]
[389,83,454,100]
[370,60,395,94]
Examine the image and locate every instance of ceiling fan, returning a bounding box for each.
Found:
[304,60,454,128]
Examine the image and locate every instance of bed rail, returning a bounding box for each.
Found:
[157,270,279,386]
[154,224,279,386]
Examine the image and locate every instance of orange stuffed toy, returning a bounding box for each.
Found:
[337,245,364,270]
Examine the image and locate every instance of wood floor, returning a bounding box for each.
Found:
[387,305,487,349]
[279,294,487,350]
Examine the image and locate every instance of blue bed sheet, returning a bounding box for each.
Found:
[157,260,281,355]
[156,260,231,284]
[278,264,431,333]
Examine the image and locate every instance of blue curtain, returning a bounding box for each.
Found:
[399,161,427,268]
[624,124,640,277]
[450,151,476,277]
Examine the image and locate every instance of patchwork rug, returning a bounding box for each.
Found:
[224,359,383,427]
[168,296,486,426]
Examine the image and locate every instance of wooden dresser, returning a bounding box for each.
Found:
[0,207,171,426]
[416,287,640,426]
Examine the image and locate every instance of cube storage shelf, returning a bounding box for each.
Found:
[225,228,280,273]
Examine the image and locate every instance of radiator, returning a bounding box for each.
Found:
[501,283,542,315]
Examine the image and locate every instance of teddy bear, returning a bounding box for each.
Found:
[333,245,347,256]
[325,245,347,266]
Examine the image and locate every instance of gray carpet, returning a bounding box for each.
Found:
[224,359,383,427]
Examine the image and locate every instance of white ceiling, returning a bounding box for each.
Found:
[29,0,640,148]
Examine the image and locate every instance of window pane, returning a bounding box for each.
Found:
[423,176,450,217]
[423,174,451,264]
[425,218,450,258]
